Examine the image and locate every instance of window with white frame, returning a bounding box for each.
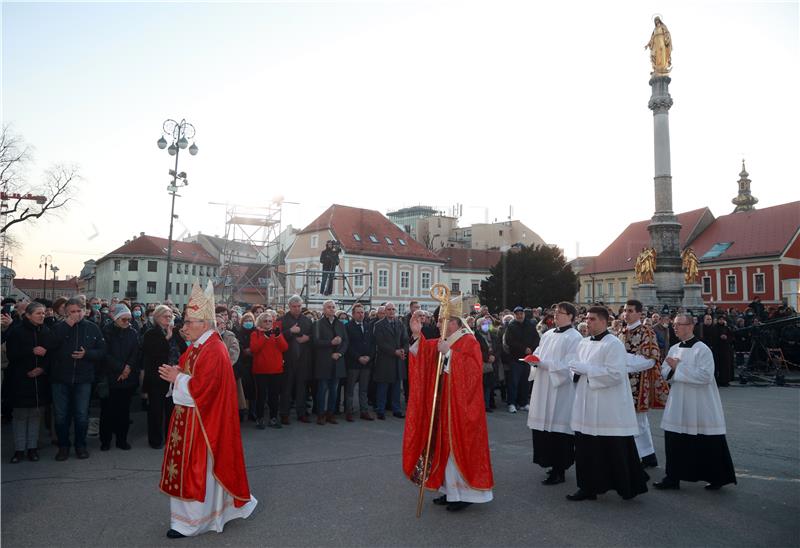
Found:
[353,267,364,288]
[702,276,712,294]
[607,282,615,297]
[726,274,737,294]
[620,281,627,297]
[753,272,765,293]
[378,269,388,288]
[421,272,431,290]
[471,281,480,295]
[400,271,410,289]
[310,235,319,248]
[147,281,157,294]
[398,303,407,314]
[452,280,461,293]
[584,284,591,299]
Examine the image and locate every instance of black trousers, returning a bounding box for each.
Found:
[532,430,575,472]
[99,386,135,445]
[254,373,282,420]
[280,361,309,418]
[147,386,174,448]
[574,432,648,499]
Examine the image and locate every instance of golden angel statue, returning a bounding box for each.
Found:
[635,247,657,284]
[645,16,672,75]
[681,247,700,284]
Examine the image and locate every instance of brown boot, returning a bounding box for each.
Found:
[326,412,338,425]
[298,415,312,424]
[280,415,290,426]
[317,414,326,426]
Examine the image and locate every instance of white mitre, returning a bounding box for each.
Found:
[185,280,216,322]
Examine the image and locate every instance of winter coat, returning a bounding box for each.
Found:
[312,316,348,380]
[372,318,409,383]
[141,325,172,396]
[281,313,313,373]
[504,319,540,361]
[4,318,53,408]
[102,322,141,390]
[250,330,289,375]
[50,319,106,385]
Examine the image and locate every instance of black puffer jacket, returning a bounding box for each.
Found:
[50,319,106,385]
[4,317,54,408]
[102,323,141,390]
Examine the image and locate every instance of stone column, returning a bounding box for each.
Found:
[647,75,684,307]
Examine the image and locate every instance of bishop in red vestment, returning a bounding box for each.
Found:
[403,313,494,512]
[158,281,256,538]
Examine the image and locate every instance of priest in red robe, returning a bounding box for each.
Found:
[158,281,257,538]
[403,312,494,512]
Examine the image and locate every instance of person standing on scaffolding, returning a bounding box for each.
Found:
[320,240,341,296]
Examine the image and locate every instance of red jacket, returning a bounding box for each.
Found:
[250,330,289,374]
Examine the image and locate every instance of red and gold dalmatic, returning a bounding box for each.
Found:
[159,333,252,508]
[402,332,494,491]
[620,324,669,412]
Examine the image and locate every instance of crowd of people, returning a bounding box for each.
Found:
[1,291,796,470]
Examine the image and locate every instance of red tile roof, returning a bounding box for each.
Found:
[98,235,219,266]
[435,248,502,271]
[691,201,800,262]
[13,278,81,291]
[299,204,443,262]
[583,207,711,275]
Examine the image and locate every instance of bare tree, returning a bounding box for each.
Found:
[0,124,33,192]
[0,125,80,234]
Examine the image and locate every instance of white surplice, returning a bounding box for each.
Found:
[569,332,638,437]
[526,326,582,434]
[660,340,726,435]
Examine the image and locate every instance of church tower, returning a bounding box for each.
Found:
[731,159,758,213]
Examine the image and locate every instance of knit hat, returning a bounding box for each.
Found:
[110,303,132,320]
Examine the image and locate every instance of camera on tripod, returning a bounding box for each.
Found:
[327,240,342,254]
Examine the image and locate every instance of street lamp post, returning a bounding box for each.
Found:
[50,264,59,300]
[157,119,198,301]
[39,255,52,300]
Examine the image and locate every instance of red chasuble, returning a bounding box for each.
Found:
[160,333,252,507]
[402,332,494,491]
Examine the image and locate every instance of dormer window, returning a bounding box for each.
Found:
[398,239,407,246]
[369,235,379,243]
[353,233,361,242]
[385,237,393,245]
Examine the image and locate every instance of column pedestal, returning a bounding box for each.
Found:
[682,283,705,312]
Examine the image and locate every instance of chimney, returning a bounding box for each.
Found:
[140,232,145,237]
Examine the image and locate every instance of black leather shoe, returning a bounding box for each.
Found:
[446,501,472,512]
[542,471,565,485]
[653,478,680,490]
[641,453,659,468]
[10,451,24,464]
[432,495,448,506]
[566,489,597,501]
[116,442,132,451]
[100,443,111,451]
[377,414,386,420]
[704,483,723,491]
[166,529,186,539]
[75,448,89,459]
[55,447,69,461]
[27,449,39,462]
[393,411,405,418]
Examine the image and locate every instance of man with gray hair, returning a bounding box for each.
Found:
[372,302,408,420]
[280,295,314,424]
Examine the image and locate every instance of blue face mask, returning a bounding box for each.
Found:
[93,304,101,311]
[481,323,490,333]
[133,310,142,318]
[341,319,349,325]
[243,321,254,330]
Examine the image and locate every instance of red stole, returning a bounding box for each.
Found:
[402,333,494,491]
[160,333,252,507]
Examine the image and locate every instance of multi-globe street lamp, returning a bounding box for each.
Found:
[39,255,52,299]
[157,119,198,301]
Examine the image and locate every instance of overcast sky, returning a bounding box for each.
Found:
[3,0,798,280]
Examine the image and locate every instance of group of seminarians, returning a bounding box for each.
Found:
[526,299,736,502]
